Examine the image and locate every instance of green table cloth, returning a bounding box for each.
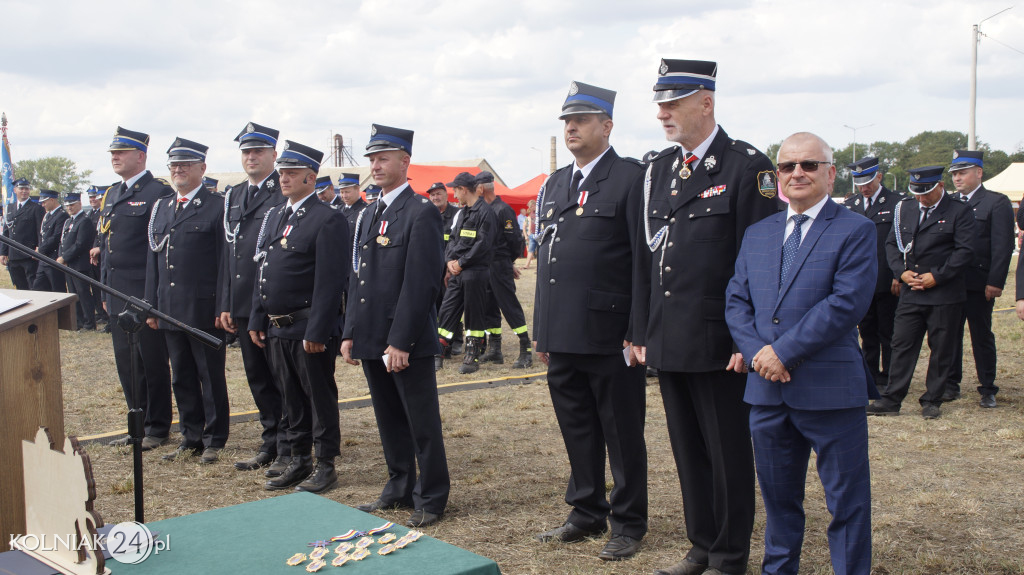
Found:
[111,492,500,574]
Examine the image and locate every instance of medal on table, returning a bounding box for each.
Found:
[576,190,588,216]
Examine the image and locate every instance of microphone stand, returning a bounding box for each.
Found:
[0,233,221,523]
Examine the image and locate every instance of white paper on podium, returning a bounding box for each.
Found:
[0,292,30,315]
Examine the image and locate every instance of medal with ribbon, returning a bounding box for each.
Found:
[679,151,697,180]
[377,220,390,246]
[281,224,293,248]
[575,190,588,216]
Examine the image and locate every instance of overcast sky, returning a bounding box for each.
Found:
[2,0,1022,188]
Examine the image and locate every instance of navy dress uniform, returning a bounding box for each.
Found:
[1,179,45,290]
[477,171,533,368]
[436,172,497,374]
[31,189,69,292]
[100,127,174,447]
[219,122,290,472]
[88,186,112,325]
[344,124,450,526]
[145,138,230,463]
[533,81,649,559]
[844,157,901,388]
[250,141,349,492]
[869,166,976,418]
[315,176,339,207]
[944,150,1014,406]
[631,60,779,575]
[58,193,98,329]
[338,173,367,230]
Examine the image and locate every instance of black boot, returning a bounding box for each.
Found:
[451,323,464,355]
[459,337,481,374]
[265,455,312,490]
[295,458,337,493]
[434,355,444,371]
[479,334,504,364]
[512,334,533,368]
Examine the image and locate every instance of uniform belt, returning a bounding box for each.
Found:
[268,308,311,328]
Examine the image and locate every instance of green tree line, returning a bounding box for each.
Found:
[11,156,93,196]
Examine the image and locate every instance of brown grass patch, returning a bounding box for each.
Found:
[6,256,1024,574]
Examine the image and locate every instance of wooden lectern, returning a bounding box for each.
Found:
[0,288,77,549]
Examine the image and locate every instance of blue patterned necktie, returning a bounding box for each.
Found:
[780,214,810,287]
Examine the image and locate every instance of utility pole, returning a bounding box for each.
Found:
[969,7,1013,151]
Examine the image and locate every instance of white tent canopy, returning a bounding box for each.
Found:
[984,162,1024,204]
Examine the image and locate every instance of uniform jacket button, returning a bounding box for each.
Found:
[360,298,365,303]
[664,291,671,297]
[772,318,780,324]
[670,217,676,223]
[549,279,556,284]
[558,217,564,222]
[236,274,241,279]
[550,257,557,263]
[665,266,672,272]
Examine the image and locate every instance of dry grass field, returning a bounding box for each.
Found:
[5,254,1024,574]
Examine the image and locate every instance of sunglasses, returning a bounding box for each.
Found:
[776,160,832,174]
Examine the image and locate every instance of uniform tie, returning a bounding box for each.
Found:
[866,196,872,209]
[175,197,188,214]
[370,200,385,229]
[570,170,583,197]
[919,205,933,224]
[278,206,293,234]
[780,214,809,287]
[958,193,968,203]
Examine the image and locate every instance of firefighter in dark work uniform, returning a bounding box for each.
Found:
[436,172,497,374]
[476,171,533,368]
[427,181,463,367]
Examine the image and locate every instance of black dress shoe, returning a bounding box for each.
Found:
[921,403,941,419]
[140,436,170,451]
[535,521,607,543]
[265,456,312,490]
[654,557,708,575]
[235,451,275,471]
[406,509,442,527]
[598,535,641,561]
[941,390,961,402]
[200,447,222,464]
[295,459,337,493]
[980,394,997,408]
[434,355,443,371]
[162,445,202,461]
[865,402,900,416]
[355,498,412,513]
[264,455,292,478]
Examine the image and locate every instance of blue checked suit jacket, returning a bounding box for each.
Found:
[725,197,880,410]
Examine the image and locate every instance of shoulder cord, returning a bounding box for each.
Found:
[642,162,670,286]
[351,204,369,275]
[223,185,239,246]
[252,205,276,264]
[147,199,170,254]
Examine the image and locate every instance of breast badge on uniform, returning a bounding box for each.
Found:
[698,185,727,199]
[757,171,778,199]
[704,155,717,170]
[879,196,886,204]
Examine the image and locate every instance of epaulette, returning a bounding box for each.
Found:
[647,146,678,163]
[154,177,172,186]
[622,156,645,166]
[728,139,767,161]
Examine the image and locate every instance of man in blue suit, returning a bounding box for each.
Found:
[725,132,877,575]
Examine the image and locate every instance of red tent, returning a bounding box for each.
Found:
[404,164,546,215]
